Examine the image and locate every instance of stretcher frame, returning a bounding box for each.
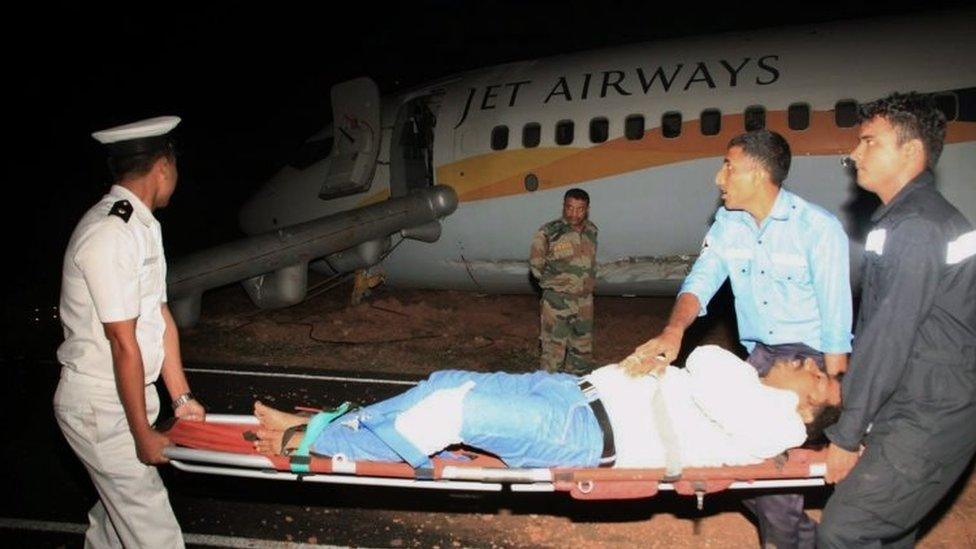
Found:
[164,414,828,509]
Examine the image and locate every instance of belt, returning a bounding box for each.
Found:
[578,380,616,467]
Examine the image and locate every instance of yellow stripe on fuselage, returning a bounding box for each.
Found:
[355,188,391,208]
[436,110,976,203]
[437,148,582,200]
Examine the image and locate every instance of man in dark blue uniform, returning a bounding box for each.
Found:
[819,93,976,548]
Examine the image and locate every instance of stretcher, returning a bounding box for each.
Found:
[162,414,829,510]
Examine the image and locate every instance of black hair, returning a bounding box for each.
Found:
[564,188,590,204]
[805,403,842,443]
[727,129,791,186]
[859,92,946,169]
[107,143,176,183]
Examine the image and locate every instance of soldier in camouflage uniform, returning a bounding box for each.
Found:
[529,188,598,373]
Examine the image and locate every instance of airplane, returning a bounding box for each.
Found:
[167,8,976,327]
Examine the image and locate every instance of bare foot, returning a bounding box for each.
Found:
[254,401,309,431]
[253,428,305,456]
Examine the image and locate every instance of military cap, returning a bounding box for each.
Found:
[91,115,180,157]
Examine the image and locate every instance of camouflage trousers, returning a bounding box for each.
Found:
[539,290,593,374]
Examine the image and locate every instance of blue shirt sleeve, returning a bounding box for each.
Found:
[679,220,729,316]
[809,218,853,353]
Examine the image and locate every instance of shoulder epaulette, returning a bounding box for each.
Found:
[542,219,566,237]
[108,200,133,223]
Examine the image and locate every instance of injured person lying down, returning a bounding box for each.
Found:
[252,345,842,469]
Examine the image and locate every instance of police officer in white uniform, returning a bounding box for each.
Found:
[53,116,205,548]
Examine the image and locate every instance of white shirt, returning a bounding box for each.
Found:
[57,185,169,385]
[584,345,807,468]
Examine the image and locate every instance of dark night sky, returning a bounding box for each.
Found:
[6,0,972,320]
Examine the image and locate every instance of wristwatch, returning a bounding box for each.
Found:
[171,392,196,409]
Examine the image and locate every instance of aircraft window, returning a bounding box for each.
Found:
[834,100,858,128]
[745,106,766,131]
[288,137,334,170]
[590,117,609,143]
[491,125,509,151]
[625,115,645,140]
[700,109,721,136]
[556,120,575,145]
[934,93,958,121]
[788,103,810,131]
[662,112,682,138]
[523,123,541,148]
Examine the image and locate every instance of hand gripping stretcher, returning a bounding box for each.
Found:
[162,413,829,510]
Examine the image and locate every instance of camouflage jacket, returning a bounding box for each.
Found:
[529,218,598,296]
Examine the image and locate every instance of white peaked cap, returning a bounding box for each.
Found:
[92,116,181,144]
[92,116,181,158]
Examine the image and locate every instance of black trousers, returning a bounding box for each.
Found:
[743,342,823,549]
[817,440,972,548]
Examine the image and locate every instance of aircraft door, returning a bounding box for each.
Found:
[390,97,437,198]
[319,77,381,199]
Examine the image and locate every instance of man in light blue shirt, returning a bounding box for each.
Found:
[680,161,853,369]
[630,129,852,549]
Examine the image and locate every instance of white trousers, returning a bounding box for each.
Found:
[54,370,184,549]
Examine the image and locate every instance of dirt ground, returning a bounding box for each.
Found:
[181,279,976,548]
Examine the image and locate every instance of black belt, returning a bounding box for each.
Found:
[578,380,616,467]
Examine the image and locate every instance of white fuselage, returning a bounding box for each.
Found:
[239,10,976,295]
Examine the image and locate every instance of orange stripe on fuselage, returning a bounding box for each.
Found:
[355,188,392,208]
[436,148,581,200]
[436,110,976,203]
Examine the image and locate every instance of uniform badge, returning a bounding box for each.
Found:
[108,200,133,222]
[552,241,574,258]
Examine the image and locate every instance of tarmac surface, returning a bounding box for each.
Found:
[3,287,974,547]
